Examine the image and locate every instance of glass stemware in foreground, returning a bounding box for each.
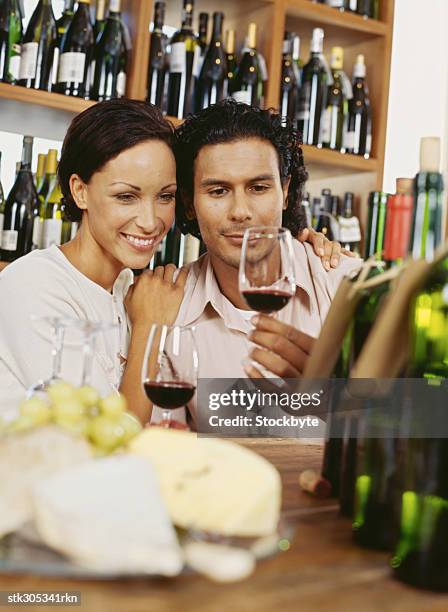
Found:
[142,324,198,427]
[238,226,296,315]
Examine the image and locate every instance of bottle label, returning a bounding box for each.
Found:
[1,230,18,252]
[192,45,203,78]
[70,222,79,240]
[42,219,63,249]
[58,52,86,84]
[116,71,126,97]
[19,42,39,80]
[344,131,356,151]
[320,108,332,143]
[258,53,269,82]
[232,90,252,105]
[169,42,186,74]
[32,216,43,250]
[338,217,362,243]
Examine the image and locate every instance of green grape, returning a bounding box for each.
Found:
[88,415,125,452]
[99,393,127,418]
[55,416,90,437]
[19,397,51,425]
[76,385,100,409]
[47,381,77,403]
[119,411,142,443]
[7,415,37,433]
[52,398,86,424]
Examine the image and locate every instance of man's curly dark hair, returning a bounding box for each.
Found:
[174,99,309,238]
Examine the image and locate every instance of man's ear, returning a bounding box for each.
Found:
[282,176,292,210]
[69,174,88,213]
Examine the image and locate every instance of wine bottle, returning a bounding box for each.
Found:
[301,192,312,228]
[297,28,328,147]
[345,0,358,10]
[35,153,46,193]
[279,35,299,126]
[94,0,107,42]
[41,179,65,249]
[364,191,388,260]
[345,55,372,158]
[56,0,74,46]
[147,1,167,108]
[321,47,348,151]
[327,0,345,9]
[34,148,58,250]
[195,12,227,111]
[357,0,373,18]
[182,234,201,265]
[0,136,39,262]
[338,192,361,253]
[0,0,22,84]
[315,189,336,241]
[0,152,5,243]
[91,0,128,101]
[166,0,199,119]
[197,12,208,54]
[409,137,444,263]
[18,0,58,92]
[383,178,414,267]
[163,224,183,265]
[230,22,263,106]
[55,0,94,99]
[225,29,237,83]
[290,33,303,83]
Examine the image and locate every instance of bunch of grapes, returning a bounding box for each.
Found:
[4,383,142,454]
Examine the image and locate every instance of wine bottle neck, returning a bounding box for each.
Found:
[226,29,235,54]
[96,0,106,20]
[153,2,165,31]
[63,0,74,11]
[20,138,33,171]
[247,23,257,49]
[109,0,121,14]
[199,12,208,42]
[181,2,194,29]
[211,13,223,40]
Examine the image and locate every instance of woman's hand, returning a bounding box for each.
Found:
[298,227,358,271]
[244,315,315,379]
[125,264,188,329]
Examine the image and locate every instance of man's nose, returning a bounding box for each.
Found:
[228,191,252,222]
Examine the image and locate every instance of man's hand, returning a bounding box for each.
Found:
[244,315,315,379]
[125,265,188,329]
[298,227,358,271]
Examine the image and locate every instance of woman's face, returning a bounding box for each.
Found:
[71,140,176,270]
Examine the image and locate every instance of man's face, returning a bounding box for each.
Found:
[193,138,289,269]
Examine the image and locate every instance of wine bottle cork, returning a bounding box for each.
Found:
[299,469,331,498]
[420,137,441,173]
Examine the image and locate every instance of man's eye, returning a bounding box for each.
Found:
[160,193,176,203]
[251,184,269,193]
[209,187,228,197]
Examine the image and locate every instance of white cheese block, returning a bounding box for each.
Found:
[0,425,92,538]
[130,429,281,537]
[32,455,183,576]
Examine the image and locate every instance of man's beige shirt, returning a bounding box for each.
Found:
[176,240,363,381]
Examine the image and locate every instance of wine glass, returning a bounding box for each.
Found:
[142,324,199,427]
[239,226,296,315]
[76,321,119,387]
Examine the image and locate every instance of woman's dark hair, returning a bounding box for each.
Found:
[174,99,308,238]
[58,99,174,222]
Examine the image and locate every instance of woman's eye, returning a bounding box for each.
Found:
[116,193,136,203]
[209,187,228,197]
[160,193,176,203]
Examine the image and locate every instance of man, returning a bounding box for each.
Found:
[173,100,362,384]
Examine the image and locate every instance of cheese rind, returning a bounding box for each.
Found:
[130,429,281,537]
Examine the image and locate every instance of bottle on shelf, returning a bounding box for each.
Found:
[166,0,199,119]
[364,191,388,260]
[197,12,209,55]
[147,2,167,109]
[311,196,322,229]
[91,0,128,101]
[357,0,374,18]
[54,0,94,99]
[225,29,237,83]
[345,54,372,158]
[94,0,107,42]
[301,192,312,228]
[41,178,67,249]
[230,22,263,107]
[279,34,299,126]
[345,0,359,11]
[0,153,5,242]
[195,11,227,111]
[34,148,58,250]
[18,0,58,92]
[321,47,349,152]
[315,188,339,241]
[0,0,23,85]
[290,33,303,84]
[331,194,341,217]
[409,137,444,263]
[35,153,47,193]
[0,136,39,262]
[297,28,329,148]
[382,178,414,268]
[338,192,361,253]
[326,0,346,9]
[56,0,75,46]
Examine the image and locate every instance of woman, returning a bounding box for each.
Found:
[0,99,344,425]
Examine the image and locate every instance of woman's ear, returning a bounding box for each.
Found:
[282,177,292,210]
[69,174,88,212]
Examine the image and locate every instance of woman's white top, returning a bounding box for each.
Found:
[0,246,133,423]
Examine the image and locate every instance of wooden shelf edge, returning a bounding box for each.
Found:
[285,0,388,37]
[302,144,378,172]
[0,83,95,115]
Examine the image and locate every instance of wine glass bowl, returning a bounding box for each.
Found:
[239,226,296,314]
[142,325,198,427]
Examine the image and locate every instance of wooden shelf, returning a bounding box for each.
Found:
[285,0,388,37]
[0,83,94,115]
[302,145,378,174]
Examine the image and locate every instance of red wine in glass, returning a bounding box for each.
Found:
[144,380,196,409]
[242,289,292,314]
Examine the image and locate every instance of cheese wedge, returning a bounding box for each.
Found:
[130,429,281,537]
[32,455,183,576]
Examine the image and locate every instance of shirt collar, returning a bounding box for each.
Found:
[180,241,316,331]
[112,268,134,301]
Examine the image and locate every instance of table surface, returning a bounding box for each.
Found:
[1,439,447,612]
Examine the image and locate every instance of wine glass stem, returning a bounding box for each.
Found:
[81,332,95,387]
[50,325,65,381]
[163,409,171,428]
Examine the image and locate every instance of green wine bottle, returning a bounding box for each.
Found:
[230,22,263,107]
[34,148,58,249]
[321,47,348,152]
[0,0,22,84]
[364,191,388,260]
[56,0,74,46]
